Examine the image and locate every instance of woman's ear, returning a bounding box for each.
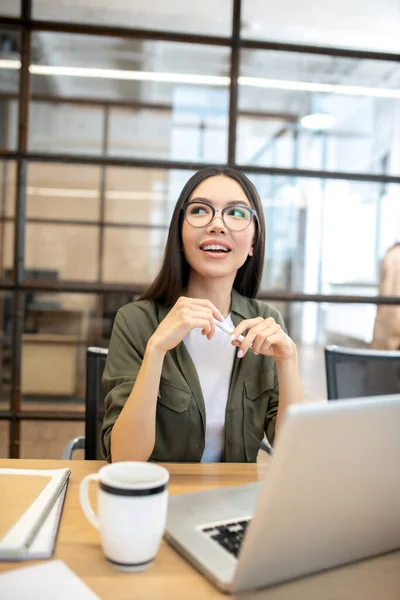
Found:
[248,245,254,257]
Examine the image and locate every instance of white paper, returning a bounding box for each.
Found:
[0,560,100,599]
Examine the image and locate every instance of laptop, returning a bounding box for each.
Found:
[165,395,400,593]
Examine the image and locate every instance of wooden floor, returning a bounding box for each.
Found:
[0,344,327,459]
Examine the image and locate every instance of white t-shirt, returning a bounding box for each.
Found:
[183,315,236,462]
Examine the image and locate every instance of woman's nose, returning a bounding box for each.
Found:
[206,211,226,233]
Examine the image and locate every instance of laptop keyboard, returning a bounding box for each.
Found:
[201,518,251,558]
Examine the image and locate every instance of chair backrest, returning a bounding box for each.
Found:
[85,346,108,459]
[325,345,400,400]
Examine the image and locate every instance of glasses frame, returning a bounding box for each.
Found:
[182,200,257,232]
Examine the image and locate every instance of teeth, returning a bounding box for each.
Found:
[202,244,229,252]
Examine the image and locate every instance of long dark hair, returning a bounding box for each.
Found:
[140,167,265,306]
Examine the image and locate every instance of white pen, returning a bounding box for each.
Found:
[213,318,245,343]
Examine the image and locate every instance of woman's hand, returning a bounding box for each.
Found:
[148,297,224,354]
[231,317,297,361]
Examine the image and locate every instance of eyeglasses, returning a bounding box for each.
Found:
[182,201,256,232]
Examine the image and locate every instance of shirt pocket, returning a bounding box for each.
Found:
[158,379,191,413]
[153,379,193,461]
[243,368,275,461]
[244,368,275,401]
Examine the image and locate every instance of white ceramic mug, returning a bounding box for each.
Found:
[79,461,169,571]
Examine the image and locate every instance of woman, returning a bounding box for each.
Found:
[101,167,303,463]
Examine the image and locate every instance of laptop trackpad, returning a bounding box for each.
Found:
[167,482,263,526]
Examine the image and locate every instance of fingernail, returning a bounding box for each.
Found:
[237,349,244,358]
[230,334,236,342]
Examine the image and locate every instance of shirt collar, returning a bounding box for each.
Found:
[230,288,252,320]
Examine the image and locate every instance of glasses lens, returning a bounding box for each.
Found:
[185,202,213,227]
[223,206,253,231]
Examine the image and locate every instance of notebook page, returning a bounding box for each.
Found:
[0,468,70,555]
[0,560,100,600]
[0,474,51,539]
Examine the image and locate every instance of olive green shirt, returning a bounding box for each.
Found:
[101,289,285,463]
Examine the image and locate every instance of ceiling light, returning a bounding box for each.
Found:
[0,59,21,69]
[300,113,335,130]
[239,76,400,99]
[2,60,400,99]
[26,186,165,201]
[29,64,229,87]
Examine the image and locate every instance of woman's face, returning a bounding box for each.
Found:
[181,175,256,282]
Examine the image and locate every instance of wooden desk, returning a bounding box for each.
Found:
[1,459,400,600]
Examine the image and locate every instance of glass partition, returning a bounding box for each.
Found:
[241,0,400,53]
[239,49,400,176]
[29,32,230,162]
[33,0,233,36]
[0,160,16,282]
[0,28,20,150]
[245,175,400,296]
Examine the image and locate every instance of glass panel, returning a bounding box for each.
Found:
[0,290,11,437]
[245,175,400,295]
[0,3,20,16]
[105,166,190,222]
[20,421,85,459]
[25,223,99,281]
[29,101,104,155]
[0,29,20,150]
[0,421,8,458]
[30,32,230,162]
[103,226,166,285]
[259,299,394,404]
[103,167,194,283]
[22,291,98,402]
[27,163,101,221]
[109,100,228,162]
[241,0,400,53]
[239,50,400,175]
[0,160,15,281]
[33,0,232,36]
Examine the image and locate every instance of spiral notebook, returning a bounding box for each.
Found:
[0,467,70,561]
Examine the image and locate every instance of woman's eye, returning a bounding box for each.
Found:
[228,207,247,218]
[190,206,208,215]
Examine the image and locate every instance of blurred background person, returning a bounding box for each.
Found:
[371,242,400,351]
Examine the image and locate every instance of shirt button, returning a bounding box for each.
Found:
[228,408,235,414]
[195,443,200,449]
[228,439,234,447]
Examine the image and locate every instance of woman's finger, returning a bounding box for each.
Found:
[189,308,217,339]
[180,297,224,322]
[252,324,281,354]
[237,321,280,357]
[187,318,213,335]
[230,317,264,341]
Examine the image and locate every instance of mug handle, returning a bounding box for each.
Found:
[79,473,100,530]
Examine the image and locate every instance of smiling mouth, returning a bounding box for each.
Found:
[200,244,231,254]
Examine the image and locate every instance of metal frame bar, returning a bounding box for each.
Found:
[2,15,400,62]
[0,17,231,47]
[227,0,241,164]
[0,93,299,122]
[0,279,398,305]
[1,151,400,183]
[9,0,31,458]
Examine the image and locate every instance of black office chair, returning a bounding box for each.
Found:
[62,346,108,460]
[325,345,400,400]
